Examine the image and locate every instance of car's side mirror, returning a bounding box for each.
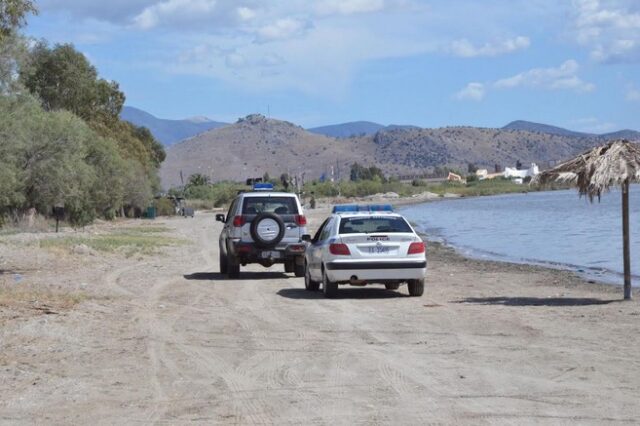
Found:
[215,214,225,222]
[301,234,312,242]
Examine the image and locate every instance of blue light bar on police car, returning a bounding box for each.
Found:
[332,204,394,213]
[253,183,274,191]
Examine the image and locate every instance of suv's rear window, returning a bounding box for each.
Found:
[242,197,299,215]
[339,216,412,234]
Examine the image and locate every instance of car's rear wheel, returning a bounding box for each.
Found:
[322,268,338,298]
[219,251,228,274]
[304,262,320,291]
[227,255,240,278]
[407,279,424,297]
[385,283,400,290]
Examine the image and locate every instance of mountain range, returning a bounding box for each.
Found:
[158,113,640,189]
[501,120,640,140]
[308,121,418,138]
[120,106,227,146]
[119,106,640,189]
[122,105,640,147]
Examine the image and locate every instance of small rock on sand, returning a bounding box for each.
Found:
[72,244,95,256]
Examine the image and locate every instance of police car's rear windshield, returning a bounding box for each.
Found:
[242,197,298,215]
[339,217,412,234]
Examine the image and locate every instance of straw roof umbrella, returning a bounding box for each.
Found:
[533,139,640,300]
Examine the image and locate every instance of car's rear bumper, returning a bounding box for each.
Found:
[325,260,427,282]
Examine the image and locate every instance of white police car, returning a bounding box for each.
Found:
[303,204,427,298]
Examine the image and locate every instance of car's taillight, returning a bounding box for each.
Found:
[408,241,425,255]
[232,215,245,227]
[295,215,307,226]
[329,243,351,256]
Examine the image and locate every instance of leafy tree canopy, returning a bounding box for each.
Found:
[0,0,37,40]
[20,42,125,124]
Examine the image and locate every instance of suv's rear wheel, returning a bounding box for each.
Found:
[227,255,240,278]
[219,251,228,274]
[294,256,305,277]
[284,260,294,273]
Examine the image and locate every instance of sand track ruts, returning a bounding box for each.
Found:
[1,209,639,425]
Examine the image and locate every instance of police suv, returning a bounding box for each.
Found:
[216,183,308,278]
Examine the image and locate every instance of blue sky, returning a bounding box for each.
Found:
[25,0,640,131]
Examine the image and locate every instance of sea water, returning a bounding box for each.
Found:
[400,187,640,286]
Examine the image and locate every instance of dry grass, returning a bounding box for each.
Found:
[38,226,187,257]
[0,281,85,316]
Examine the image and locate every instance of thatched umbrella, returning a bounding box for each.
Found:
[533,139,640,300]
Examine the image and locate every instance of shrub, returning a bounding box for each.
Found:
[155,198,176,216]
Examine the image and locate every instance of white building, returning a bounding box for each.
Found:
[503,163,539,183]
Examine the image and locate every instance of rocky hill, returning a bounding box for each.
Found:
[502,120,590,138]
[367,127,600,176]
[160,114,376,188]
[160,114,640,189]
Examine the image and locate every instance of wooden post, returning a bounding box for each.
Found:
[622,179,632,300]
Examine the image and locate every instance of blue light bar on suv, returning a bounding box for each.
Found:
[332,204,394,213]
[253,183,274,191]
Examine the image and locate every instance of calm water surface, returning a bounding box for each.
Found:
[400,188,640,286]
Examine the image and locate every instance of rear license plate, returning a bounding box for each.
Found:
[367,246,390,254]
[261,251,281,259]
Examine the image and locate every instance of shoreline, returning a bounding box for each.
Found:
[312,192,638,296]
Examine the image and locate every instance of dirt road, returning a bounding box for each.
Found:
[1,209,639,424]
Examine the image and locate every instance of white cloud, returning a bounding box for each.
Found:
[237,7,256,21]
[455,82,486,101]
[133,0,218,30]
[456,59,595,100]
[449,36,530,57]
[169,21,434,97]
[571,0,640,62]
[569,117,617,133]
[315,0,386,16]
[626,86,640,101]
[494,60,595,92]
[255,18,310,42]
[39,0,157,22]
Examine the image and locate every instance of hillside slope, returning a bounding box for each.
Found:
[160,114,375,188]
[501,120,590,138]
[160,115,640,189]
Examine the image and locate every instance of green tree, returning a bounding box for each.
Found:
[188,173,210,187]
[280,173,290,190]
[350,162,385,182]
[0,0,37,40]
[20,42,125,124]
[0,34,28,94]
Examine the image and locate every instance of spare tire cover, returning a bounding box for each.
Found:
[250,212,285,247]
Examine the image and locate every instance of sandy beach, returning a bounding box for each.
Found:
[1,203,639,424]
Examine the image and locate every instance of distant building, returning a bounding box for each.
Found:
[447,172,466,183]
[503,163,539,183]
